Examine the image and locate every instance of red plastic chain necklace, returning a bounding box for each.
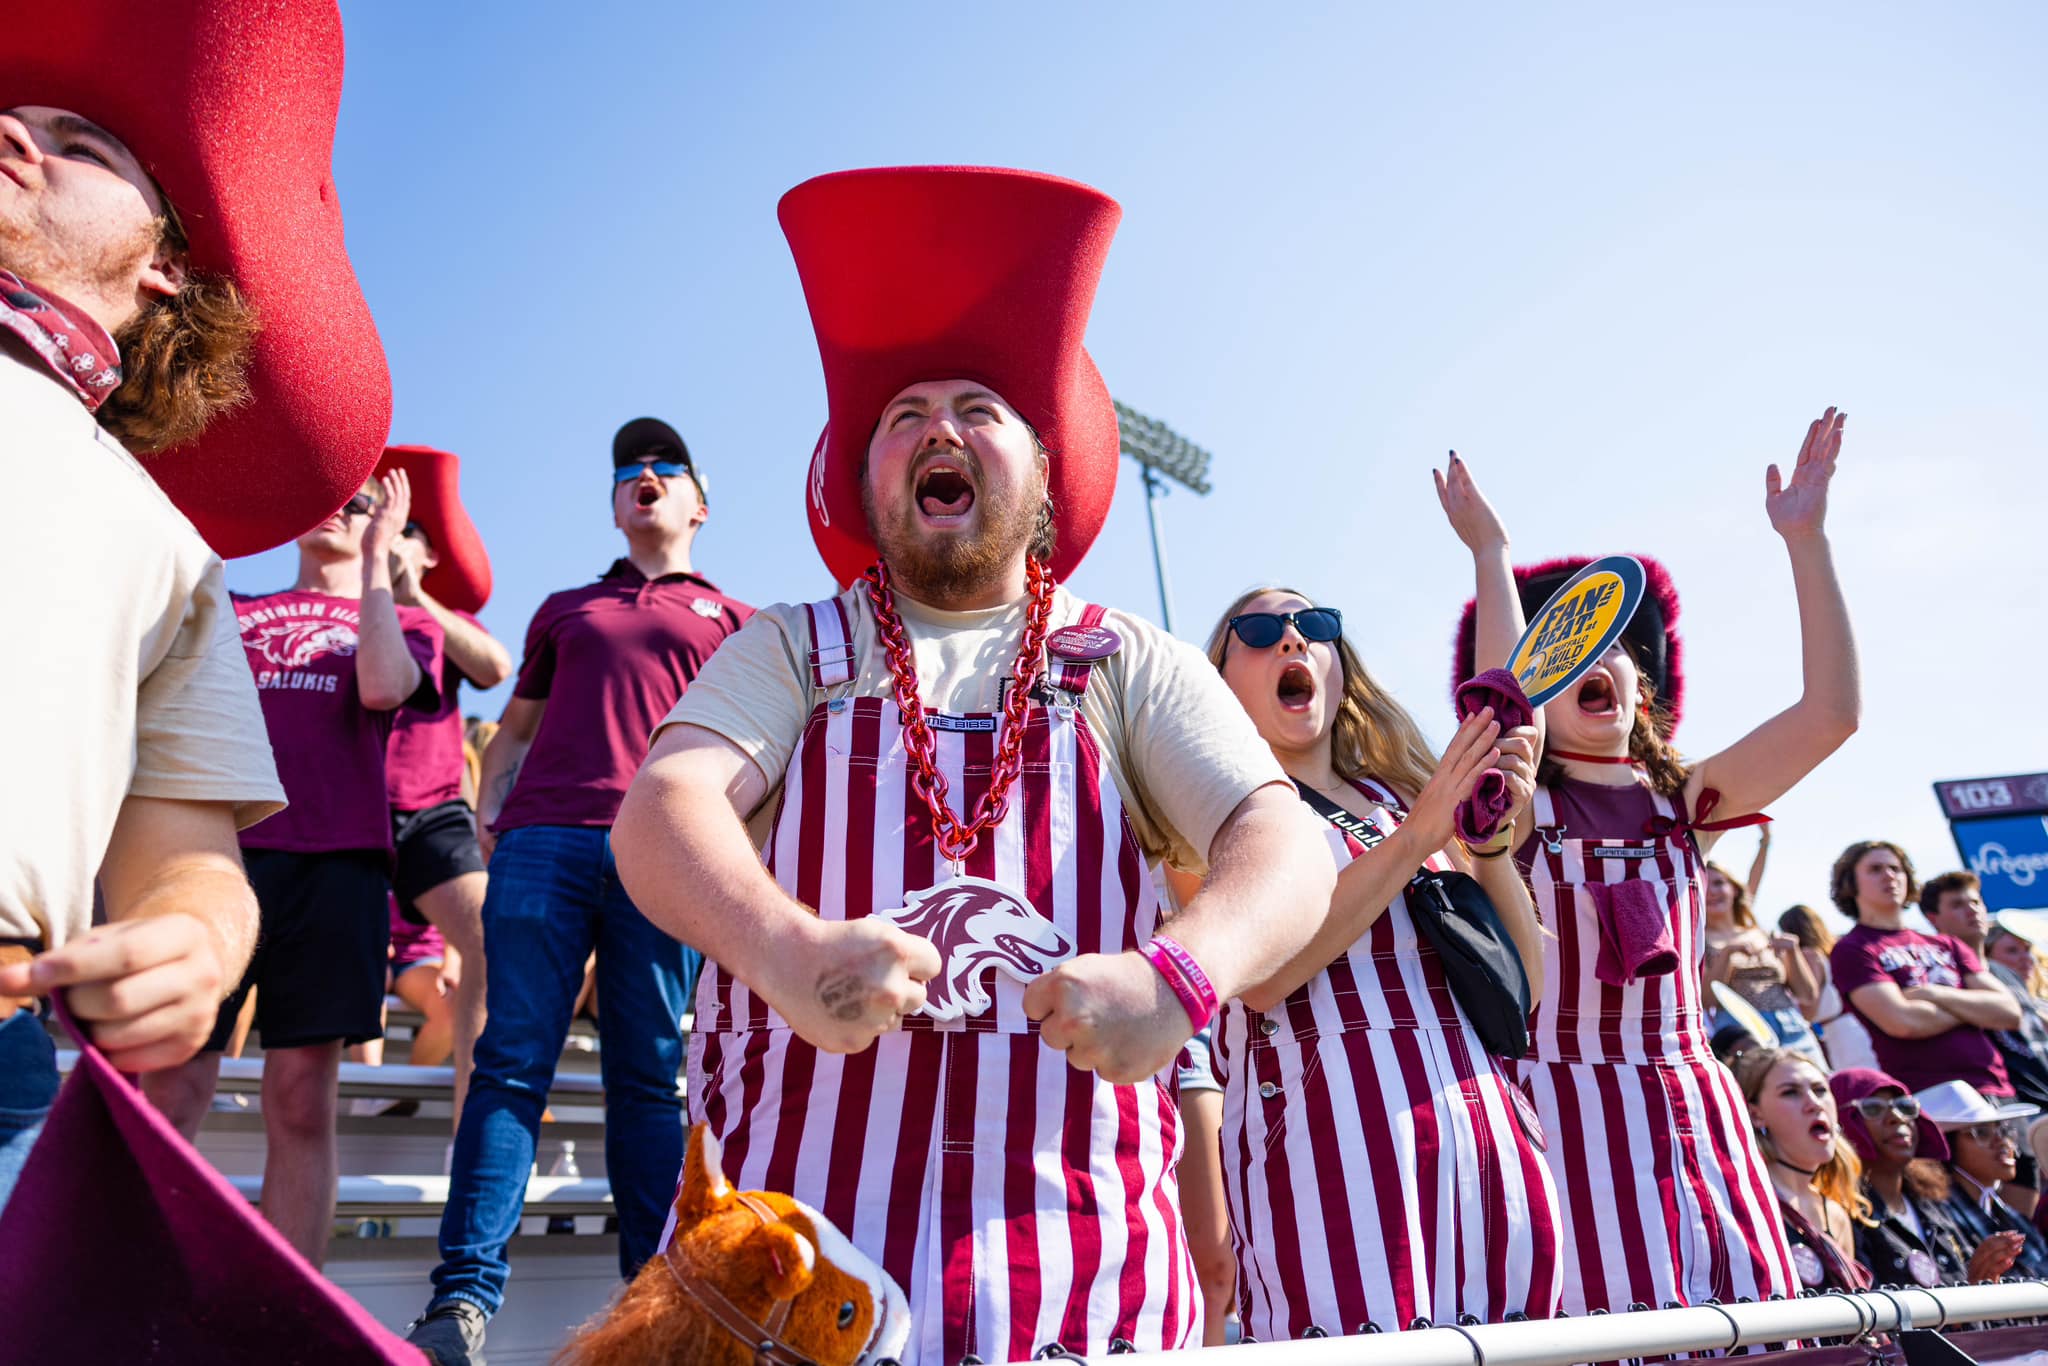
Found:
[1549,749,1641,766]
[863,557,1055,866]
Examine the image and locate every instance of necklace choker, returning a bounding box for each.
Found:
[1549,749,1640,766]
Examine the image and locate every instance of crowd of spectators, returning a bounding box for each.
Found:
[1710,843,2048,1296]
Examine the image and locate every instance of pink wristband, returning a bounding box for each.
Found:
[1140,934,1219,1028]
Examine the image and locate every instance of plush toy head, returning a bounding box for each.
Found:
[557,1124,911,1366]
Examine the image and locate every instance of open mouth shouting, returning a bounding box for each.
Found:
[633,481,663,509]
[914,458,977,525]
[1808,1117,1835,1145]
[1576,670,1619,719]
[1277,661,1317,713]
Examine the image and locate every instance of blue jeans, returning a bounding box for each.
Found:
[430,826,700,1315]
[0,1006,58,1216]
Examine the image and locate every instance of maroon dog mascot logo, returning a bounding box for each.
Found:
[874,877,1075,1022]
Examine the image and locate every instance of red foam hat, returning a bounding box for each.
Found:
[375,445,492,613]
[1453,553,1687,735]
[3,0,391,557]
[781,167,1123,586]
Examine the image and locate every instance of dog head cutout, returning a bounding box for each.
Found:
[875,876,1075,1022]
[557,1123,910,1366]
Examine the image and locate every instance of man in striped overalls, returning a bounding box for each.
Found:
[613,166,1334,1365]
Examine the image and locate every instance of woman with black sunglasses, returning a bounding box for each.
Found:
[1439,412,1858,1324]
[1164,588,1559,1337]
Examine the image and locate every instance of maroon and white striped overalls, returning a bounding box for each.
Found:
[1218,776,1563,1339]
[683,592,1200,1365]
[1516,779,1798,1320]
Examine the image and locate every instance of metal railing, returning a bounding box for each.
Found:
[1020,1282,2048,1363]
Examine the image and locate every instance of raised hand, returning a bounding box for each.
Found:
[1766,407,1844,542]
[1433,451,1511,555]
[1494,722,1540,826]
[364,468,411,559]
[1403,708,1503,852]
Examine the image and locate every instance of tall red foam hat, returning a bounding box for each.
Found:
[1452,553,1687,735]
[375,445,492,613]
[2,0,391,558]
[780,166,1123,587]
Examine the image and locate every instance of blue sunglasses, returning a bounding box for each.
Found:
[613,460,694,485]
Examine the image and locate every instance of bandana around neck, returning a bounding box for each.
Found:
[0,269,123,411]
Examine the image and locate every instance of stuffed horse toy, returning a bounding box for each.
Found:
[557,1124,911,1365]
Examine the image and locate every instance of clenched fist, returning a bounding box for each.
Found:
[1023,950,1193,1083]
[771,916,941,1055]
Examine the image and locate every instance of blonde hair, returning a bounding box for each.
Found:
[1736,1048,1873,1225]
[1987,926,2048,998]
[1705,861,1757,929]
[1202,586,1437,805]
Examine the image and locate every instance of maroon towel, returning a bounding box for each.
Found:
[0,1003,422,1363]
[1453,668,1535,845]
[1588,879,1679,985]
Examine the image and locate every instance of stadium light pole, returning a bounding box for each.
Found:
[1114,399,1213,634]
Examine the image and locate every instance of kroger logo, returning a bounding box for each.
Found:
[1972,843,2048,888]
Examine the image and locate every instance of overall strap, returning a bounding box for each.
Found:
[1047,601,1110,698]
[803,596,857,690]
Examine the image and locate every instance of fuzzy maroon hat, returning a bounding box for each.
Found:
[1453,553,1686,735]
[3,0,390,557]
[374,445,491,613]
[780,166,1122,587]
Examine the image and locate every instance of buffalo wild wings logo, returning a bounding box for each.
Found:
[250,621,358,668]
[874,877,1074,1022]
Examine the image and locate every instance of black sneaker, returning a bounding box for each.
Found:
[405,1299,488,1366]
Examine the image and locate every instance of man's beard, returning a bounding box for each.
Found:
[0,207,157,309]
[863,462,1044,605]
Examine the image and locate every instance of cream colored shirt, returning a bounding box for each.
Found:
[661,583,1287,873]
[2,345,284,949]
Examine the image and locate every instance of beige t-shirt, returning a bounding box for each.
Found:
[661,583,1287,873]
[2,346,285,949]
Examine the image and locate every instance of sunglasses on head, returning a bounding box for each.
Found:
[340,492,375,518]
[613,459,693,485]
[1228,607,1343,649]
[1852,1095,1921,1123]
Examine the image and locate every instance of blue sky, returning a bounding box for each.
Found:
[231,2,2048,921]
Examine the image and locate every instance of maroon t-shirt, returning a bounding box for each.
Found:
[234,590,442,854]
[386,608,485,812]
[1832,924,2011,1095]
[493,561,750,833]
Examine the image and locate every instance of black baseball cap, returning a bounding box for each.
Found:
[611,416,705,493]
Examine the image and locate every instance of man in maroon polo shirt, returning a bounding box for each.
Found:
[143,470,442,1267]
[408,417,749,1361]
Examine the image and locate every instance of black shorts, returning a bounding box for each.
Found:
[391,800,485,921]
[206,850,390,1051]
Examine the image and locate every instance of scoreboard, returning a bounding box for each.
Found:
[1935,772,2048,913]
